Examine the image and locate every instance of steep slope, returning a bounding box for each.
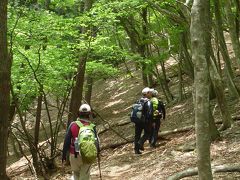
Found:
[8,59,240,180]
[87,61,240,179]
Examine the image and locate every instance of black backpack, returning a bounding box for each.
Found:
[154,100,165,120]
[130,99,148,123]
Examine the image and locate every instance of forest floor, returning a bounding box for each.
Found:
[7,58,240,180]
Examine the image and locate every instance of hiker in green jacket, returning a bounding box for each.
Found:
[149,89,166,148]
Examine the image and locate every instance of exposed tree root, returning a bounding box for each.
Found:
[158,125,194,137]
[101,125,194,150]
[101,141,131,150]
[98,121,131,135]
[167,163,240,180]
[118,114,240,130]
[98,115,240,136]
[232,115,240,121]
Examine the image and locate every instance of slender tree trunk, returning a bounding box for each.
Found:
[214,0,239,98]
[209,57,233,130]
[148,74,154,87]
[235,0,240,39]
[140,7,150,86]
[180,32,194,79]
[208,110,220,141]
[45,0,51,9]
[68,57,87,124]
[160,61,174,100]
[191,0,213,178]
[68,0,94,125]
[224,0,240,70]
[116,36,134,77]
[141,63,148,86]
[9,133,21,158]
[34,93,42,149]
[0,0,10,179]
[214,0,235,78]
[178,52,184,101]
[155,47,174,101]
[85,75,93,105]
[33,93,43,175]
[154,65,170,102]
[120,13,149,86]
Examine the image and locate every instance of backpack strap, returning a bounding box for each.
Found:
[75,120,96,131]
[75,120,84,128]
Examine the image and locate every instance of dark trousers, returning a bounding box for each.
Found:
[150,119,161,146]
[134,122,151,150]
[134,123,144,150]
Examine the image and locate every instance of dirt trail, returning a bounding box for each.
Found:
[89,120,240,180]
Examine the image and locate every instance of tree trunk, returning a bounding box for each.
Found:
[214,0,235,79]
[214,0,240,99]
[208,109,220,141]
[141,63,148,86]
[235,0,240,39]
[177,53,184,102]
[85,75,93,105]
[0,0,10,179]
[154,65,170,102]
[160,60,174,100]
[224,0,240,70]
[68,57,87,124]
[33,93,43,175]
[214,0,239,98]
[67,0,94,125]
[34,93,42,149]
[9,133,21,158]
[140,7,150,87]
[209,57,233,130]
[45,0,51,9]
[190,0,213,178]
[180,31,194,79]
[121,8,151,86]
[155,47,174,101]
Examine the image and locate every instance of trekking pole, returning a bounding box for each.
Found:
[92,109,131,143]
[97,152,103,180]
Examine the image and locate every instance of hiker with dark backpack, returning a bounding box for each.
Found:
[130,87,153,154]
[149,89,166,148]
[62,104,100,180]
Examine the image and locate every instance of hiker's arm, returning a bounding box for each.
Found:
[62,125,72,162]
[160,102,166,119]
[147,101,153,121]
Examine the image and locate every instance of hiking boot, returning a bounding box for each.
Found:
[135,149,142,154]
[134,143,142,154]
[139,145,144,151]
[150,144,156,148]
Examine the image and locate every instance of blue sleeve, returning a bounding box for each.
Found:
[62,124,72,161]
